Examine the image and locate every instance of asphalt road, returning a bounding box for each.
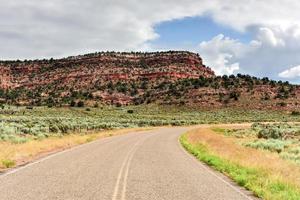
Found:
[0,127,255,200]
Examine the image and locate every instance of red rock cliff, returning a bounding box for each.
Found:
[0,51,215,90]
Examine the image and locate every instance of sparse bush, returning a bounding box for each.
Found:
[77,101,84,107]
[127,110,134,114]
[2,159,16,168]
[49,124,59,133]
[229,90,240,101]
[257,128,283,139]
[277,102,287,107]
[251,123,297,140]
[291,111,300,116]
[261,93,271,101]
[244,139,291,153]
[10,136,29,144]
[116,103,122,107]
[70,100,76,107]
[94,103,99,108]
[280,152,300,164]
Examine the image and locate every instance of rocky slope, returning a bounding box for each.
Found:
[0,51,299,112]
[0,51,214,90]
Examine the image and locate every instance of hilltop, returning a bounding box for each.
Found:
[0,51,214,89]
[0,51,299,111]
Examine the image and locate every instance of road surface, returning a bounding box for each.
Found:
[0,127,255,200]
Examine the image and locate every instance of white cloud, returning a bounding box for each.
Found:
[211,1,300,31]
[279,65,300,79]
[199,34,241,75]
[241,26,300,80]
[198,26,300,82]
[0,0,211,60]
[1,0,300,82]
[198,34,259,75]
[1,0,300,60]
[257,27,285,47]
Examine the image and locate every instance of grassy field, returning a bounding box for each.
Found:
[181,124,300,200]
[213,123,300,165]
[0,104,299,144]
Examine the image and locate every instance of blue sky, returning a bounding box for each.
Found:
[152,16,252,49]
[1,1,300,83]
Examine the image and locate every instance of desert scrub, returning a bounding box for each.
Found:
[244,139,292,153]
[1,159,16,168]
[212,123,300,165]
[280,152,300,164]
[251,123,300,140]
[0,105,299,143]
[279,147,300,164]
[180,133,300,200]
[212,127,256,138]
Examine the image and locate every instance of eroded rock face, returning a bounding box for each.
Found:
[0,67,12,89]
[0,51,215,90]
[1,51,299,111]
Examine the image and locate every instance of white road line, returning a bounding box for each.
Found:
[177,136,255,200]
[120,147,136,200]
[112,134,153,200]
[111,139,142,200]
[111,150,129,200]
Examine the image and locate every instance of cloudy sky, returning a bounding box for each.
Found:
[1,0,300,83]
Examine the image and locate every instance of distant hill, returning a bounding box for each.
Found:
[0,51,299,112]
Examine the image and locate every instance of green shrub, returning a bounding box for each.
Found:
[252,123,298,140]
[10,136,29,144]
[244,139,291,153]
[277,102,287,107]
[116,103,122,107]
[77,101,84,107]
[291,111,300,116]
[287,147,300,154]
[34,133,48,140]
[49,124,59,133]
[280,152,300,164]
[2,159,16,168]
[93,103,99,108]
[70,100,76,107]
[258,128,283,139]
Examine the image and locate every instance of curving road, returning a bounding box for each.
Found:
[0,128,255,200]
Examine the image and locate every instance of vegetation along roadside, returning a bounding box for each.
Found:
[180,125,300,200]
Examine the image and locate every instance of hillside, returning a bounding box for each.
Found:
[0,51,299,111]
[0,51,214,89]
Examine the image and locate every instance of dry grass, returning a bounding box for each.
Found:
[0,127,151,170]
[187,125,300,188]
